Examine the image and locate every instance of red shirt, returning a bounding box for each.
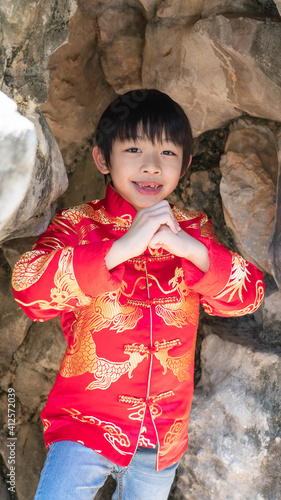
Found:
[12,185,264,470]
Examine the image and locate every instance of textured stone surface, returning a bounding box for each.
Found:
[0,92,37,238]
[1,1,281,499]
[275,0,281,15]
[263,290,281,335]
[268,131,281,290]
[219,123,277,272]
[143,14,281,136]
[0,0,77,104]
[42,4,117,172]
[0,94,69,242]
[96,4,145,92]
[174,333,281,500]
[0,317,65,500]
[143,18,242,137]
[0,245,32,376]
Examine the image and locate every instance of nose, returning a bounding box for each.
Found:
[140,151,161,174]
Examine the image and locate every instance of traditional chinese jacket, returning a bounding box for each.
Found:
[12,184,264,471]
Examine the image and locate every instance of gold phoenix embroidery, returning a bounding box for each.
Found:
[12,250,55,291]
[62,407,132,456]
[15,248,91,311]
[218,279,264,317]
[172,206,208,225]
[59,310,147,389]
[213,252,251,302]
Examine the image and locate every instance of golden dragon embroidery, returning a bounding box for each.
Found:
[155,268,199,328]
[59,303,146,390]
[154,344,195,382]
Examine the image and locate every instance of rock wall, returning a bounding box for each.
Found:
[0,1,281,499]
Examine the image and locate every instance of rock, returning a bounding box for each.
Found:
[0,93,68,242]
[61,147,106,207]
[0,317,66,499]
[219,123,277,272]
[274,0,281,15]
[0,2,281,500]
[143,18,242,136]
[9,420,47,500]
[262,290,281,336]
[224,121,279,184]
[156,0,203,23]
[155,0,279,21]
[41,5,117,171]
[20,318,66,373]
[97,5,145,92]
[0,247,32,376]
[1,236,38,271]
[13,362,54,413]
[0,478,10,500]
[138,0,162,18]
[201,0,280,17]
[143,15,281,136]
[174,333,281,500]
[0,0,77,104]
[198,16,281,120]
[0,92,37,238]
[268,131,281,290]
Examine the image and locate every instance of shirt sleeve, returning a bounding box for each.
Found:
[12,211,124,321]
[181,217,265,317]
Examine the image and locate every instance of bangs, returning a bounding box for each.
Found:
[95,89,193,172]
[115,116,186,147]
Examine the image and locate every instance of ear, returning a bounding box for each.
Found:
[92,146,110,174]
[180,155,192,178]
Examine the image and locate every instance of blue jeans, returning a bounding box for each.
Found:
[34,441,178,500]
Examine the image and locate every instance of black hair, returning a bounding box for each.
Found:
[95,89,193,175]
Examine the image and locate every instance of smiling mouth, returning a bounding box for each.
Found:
[133,182,162,190]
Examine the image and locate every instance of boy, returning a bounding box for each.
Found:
[12,89,264,499]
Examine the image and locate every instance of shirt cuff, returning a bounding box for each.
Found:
[73,241,124,297]
[182,238,233,296]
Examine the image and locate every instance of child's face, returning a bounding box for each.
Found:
[94,133,184,211]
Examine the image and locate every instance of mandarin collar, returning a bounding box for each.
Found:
[102,183,138,219]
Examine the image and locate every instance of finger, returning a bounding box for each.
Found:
[149,226,170,248]
[142,205,180,234]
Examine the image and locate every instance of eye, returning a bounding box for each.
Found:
[162,150,176,156]
[126,147,141,153]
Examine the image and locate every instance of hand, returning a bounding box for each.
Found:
[105,200,181,269]
[149,225,210,273]
[124,200,181,255]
